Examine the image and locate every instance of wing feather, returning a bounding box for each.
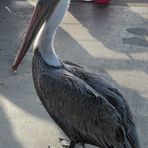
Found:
[64,61,141,148]
[38,71,127,147]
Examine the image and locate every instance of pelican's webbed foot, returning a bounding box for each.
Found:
[59,138,85,148]
[59,138,76,148]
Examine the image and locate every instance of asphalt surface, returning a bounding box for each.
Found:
[0,0,148,148]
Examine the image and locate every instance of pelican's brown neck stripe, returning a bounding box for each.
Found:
[12,0,60,71]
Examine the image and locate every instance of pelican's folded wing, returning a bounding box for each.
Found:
[38,71,129,147]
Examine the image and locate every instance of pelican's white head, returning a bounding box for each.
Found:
[34,0,70,66]
[12,0,70,70]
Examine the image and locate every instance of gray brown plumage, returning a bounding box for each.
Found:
[32,49,140,148]
[12,0,141,147]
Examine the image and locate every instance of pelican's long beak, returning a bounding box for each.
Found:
[12,0,59,70]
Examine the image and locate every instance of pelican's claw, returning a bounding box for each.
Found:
[58,138,70,148]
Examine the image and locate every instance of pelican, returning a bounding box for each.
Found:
[12,0,140,148]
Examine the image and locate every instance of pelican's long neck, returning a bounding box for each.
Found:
[34,0,70,67]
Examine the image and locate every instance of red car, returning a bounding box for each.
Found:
[81,0,110,5]
[93,0,110,5]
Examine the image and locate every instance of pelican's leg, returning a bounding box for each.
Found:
[69,140,76,148]
[59,138,76,148]
[79,143,85,148]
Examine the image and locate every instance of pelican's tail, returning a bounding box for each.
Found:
[126,128,141,148]
[116,128,141,148]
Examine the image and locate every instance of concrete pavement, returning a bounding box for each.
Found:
[0,0,148,148]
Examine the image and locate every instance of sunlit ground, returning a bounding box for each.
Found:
[26,0,148,99]
[0,0,148,148]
